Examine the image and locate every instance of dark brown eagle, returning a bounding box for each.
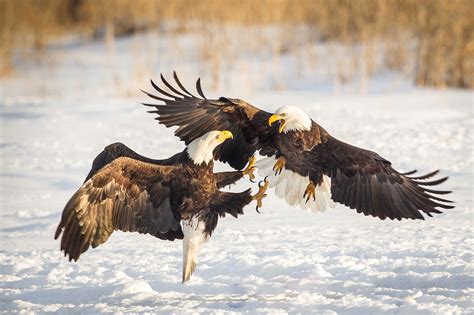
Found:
[54,130,268,282]
[142,72,453,220]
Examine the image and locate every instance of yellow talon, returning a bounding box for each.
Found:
[242,155,257,182]
[304,181,316,203]
[252,177,269,212]
[273,156,286,175]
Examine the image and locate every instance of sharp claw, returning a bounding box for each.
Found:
[272,158,285,175]
[253,177,269,213]
[304,181,317,204]
[243,157,257,182]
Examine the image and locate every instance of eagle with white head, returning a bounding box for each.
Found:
[143,72,453,220]
[55,130,268,283]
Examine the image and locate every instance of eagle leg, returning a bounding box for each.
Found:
[242,155,257,182]
[272,156,286,176]
[303,181,316,203]
[253,177,269,213]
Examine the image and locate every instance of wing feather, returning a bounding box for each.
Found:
[141,72,273,169]
[309,137,453,220]
[160,74,187,97]
[150,79,181,99]
[195,78,207,99]
[173,71,197,98]
[408,170,439,180]
[55,157,184,261]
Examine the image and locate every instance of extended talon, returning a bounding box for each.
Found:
[242,155,257,182]
[303,181,316,203]
[253,178,269,212]
[258,176,269,187]
[272,156,286,176]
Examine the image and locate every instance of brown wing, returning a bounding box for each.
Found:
[84,142,185,182]
[309,137,453,220]
[141,72,275,170]
[54,157,183,261]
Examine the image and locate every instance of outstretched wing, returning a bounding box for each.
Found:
[257,135,453,220]
[84,142,183,182]
[313,137,454,220]
[54,157,183,261]
[141,72,274,170]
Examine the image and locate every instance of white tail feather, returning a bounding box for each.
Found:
[274,173,288,197]
[182,218,209,283]
[256,156,335,212]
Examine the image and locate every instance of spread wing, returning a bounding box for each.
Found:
[312,137,454,220]
[84,142,183,182]
[141,72,274,170]
[54,157,183,261]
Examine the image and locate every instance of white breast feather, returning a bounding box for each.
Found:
[256,156,335,212]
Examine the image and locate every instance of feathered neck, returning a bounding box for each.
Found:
[186,136,215,165]
[282,118,312,133]
[278,106,312,133]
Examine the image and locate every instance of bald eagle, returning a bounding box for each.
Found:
[55,130,268,282]
[142,73,453,220]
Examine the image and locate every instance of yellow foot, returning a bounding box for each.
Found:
[242,155,256,182]
[303,181,316,203]
[252,177,269,212]
[273,156,286,175]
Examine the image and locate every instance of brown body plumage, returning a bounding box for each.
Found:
[54,134,266,281]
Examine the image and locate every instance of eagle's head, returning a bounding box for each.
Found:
[268,106,312,133]
[186,130,233,165]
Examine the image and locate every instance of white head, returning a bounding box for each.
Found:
[186,130,233,165]
[268,105,312,133]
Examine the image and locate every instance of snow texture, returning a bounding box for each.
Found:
[1,31,473,314]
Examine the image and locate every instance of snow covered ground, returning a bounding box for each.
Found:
[1,31,473,314]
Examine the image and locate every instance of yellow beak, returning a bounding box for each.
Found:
[268,114,286,133]
[218,130,233,141]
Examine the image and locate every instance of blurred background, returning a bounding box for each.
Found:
[1,2,473,313]
[0,0,472,98]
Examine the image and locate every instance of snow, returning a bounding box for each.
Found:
[1,30,473,314]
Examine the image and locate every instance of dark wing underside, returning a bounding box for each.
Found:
[54,157,183,261]
[311,137,453,220]
[141,72,273,170]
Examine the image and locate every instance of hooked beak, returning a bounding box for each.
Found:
[268,114,286,133]
[218,130,233,142]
